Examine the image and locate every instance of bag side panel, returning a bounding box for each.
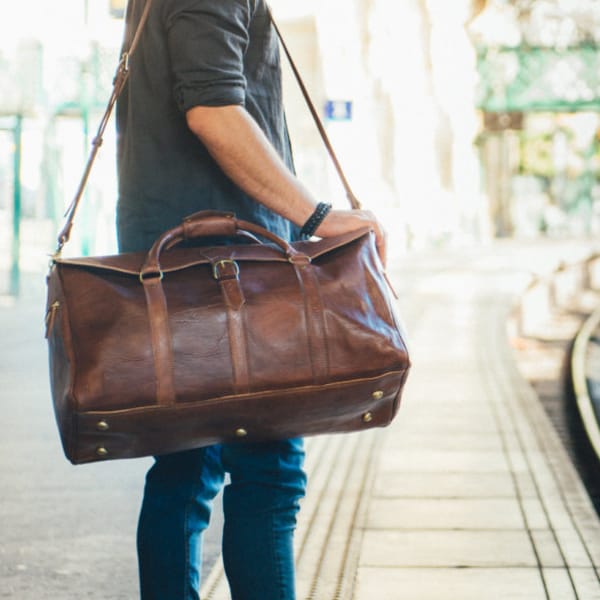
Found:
[46,267,77,461]
[316,234,410,379]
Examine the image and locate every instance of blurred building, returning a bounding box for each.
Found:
[470,0,600,238]
[273,0,483,252]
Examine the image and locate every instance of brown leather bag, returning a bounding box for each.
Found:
[45,2,410,464]
[46,211,410,463]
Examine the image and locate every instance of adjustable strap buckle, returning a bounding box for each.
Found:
[213,259,240,281]
[113,52,130,87]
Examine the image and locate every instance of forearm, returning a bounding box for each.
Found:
[186,104,388,264]
[186,105,316,227]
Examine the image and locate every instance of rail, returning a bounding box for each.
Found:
[571,307,600,462]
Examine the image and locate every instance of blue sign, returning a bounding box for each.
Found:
[109,0,126,18]
[324,100,353,121]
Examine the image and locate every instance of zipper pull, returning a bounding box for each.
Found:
[45,301,60,339]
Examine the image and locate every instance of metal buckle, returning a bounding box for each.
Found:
[120,51,130,73]
[288,254,311,266]
[47,245,63,272]
[113,52,130,87]
[139,270,164,284]
[212,259,240,280]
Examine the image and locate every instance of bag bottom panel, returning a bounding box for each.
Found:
[67,371,408,464]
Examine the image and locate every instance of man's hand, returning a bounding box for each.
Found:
[316,209,387,267]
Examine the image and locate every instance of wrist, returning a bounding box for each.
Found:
[300,202,332,238]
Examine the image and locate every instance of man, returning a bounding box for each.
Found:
[116,1,386,598]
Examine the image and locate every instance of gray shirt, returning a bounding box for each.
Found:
[116,0,300,253]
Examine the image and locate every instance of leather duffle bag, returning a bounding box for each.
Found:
[45,1,410,464]
[46,211,410,464]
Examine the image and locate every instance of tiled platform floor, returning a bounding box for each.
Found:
[350,247,600,600]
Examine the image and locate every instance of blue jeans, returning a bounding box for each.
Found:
[137,438,306,600]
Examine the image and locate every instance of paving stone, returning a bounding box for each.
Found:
[542,493,583,531]
[570,568,600,599]
[400,395,497,415]
[366,498,525,530]
[521,497,550,530]
[378,450,511,474]
[513,471,539,498]
[354,567,547,600]
[526,453,564,491]
[383,430,505,453]
[543,568,577,600]
[396,410,500,435]
[372,472,515,499]
[506,449,550,474]
[360,530,538,568]
[553,528,595,569]
[500,431,522,451]
[530,530,565,568]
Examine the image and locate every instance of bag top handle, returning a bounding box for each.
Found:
[54,0,359,255]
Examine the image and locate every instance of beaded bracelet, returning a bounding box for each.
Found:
[300,202,332,238]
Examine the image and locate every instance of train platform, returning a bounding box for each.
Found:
[1,240,600,600]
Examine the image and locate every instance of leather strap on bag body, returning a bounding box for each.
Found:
[142,275,177,406]
[54,0,359,254]
[293,263,330,384]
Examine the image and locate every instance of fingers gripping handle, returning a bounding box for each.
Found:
[140,211,307,279]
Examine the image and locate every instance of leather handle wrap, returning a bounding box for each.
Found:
[140,211,308,278]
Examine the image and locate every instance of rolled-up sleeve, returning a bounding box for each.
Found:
[163,0,252,112]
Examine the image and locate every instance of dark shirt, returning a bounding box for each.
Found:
[116,0,300,253]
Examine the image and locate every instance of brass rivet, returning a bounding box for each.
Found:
[372,390,384,401]
[96,420,109,432]
[362,412,373,423]
[96,446,109,457]
[235,428,248,438]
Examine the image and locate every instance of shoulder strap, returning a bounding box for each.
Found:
[55,0,153,254]
[54,0,358,254]
[268,10,361,210]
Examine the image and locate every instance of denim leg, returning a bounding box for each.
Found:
[221,438,307,600]
[137,445,224,600]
